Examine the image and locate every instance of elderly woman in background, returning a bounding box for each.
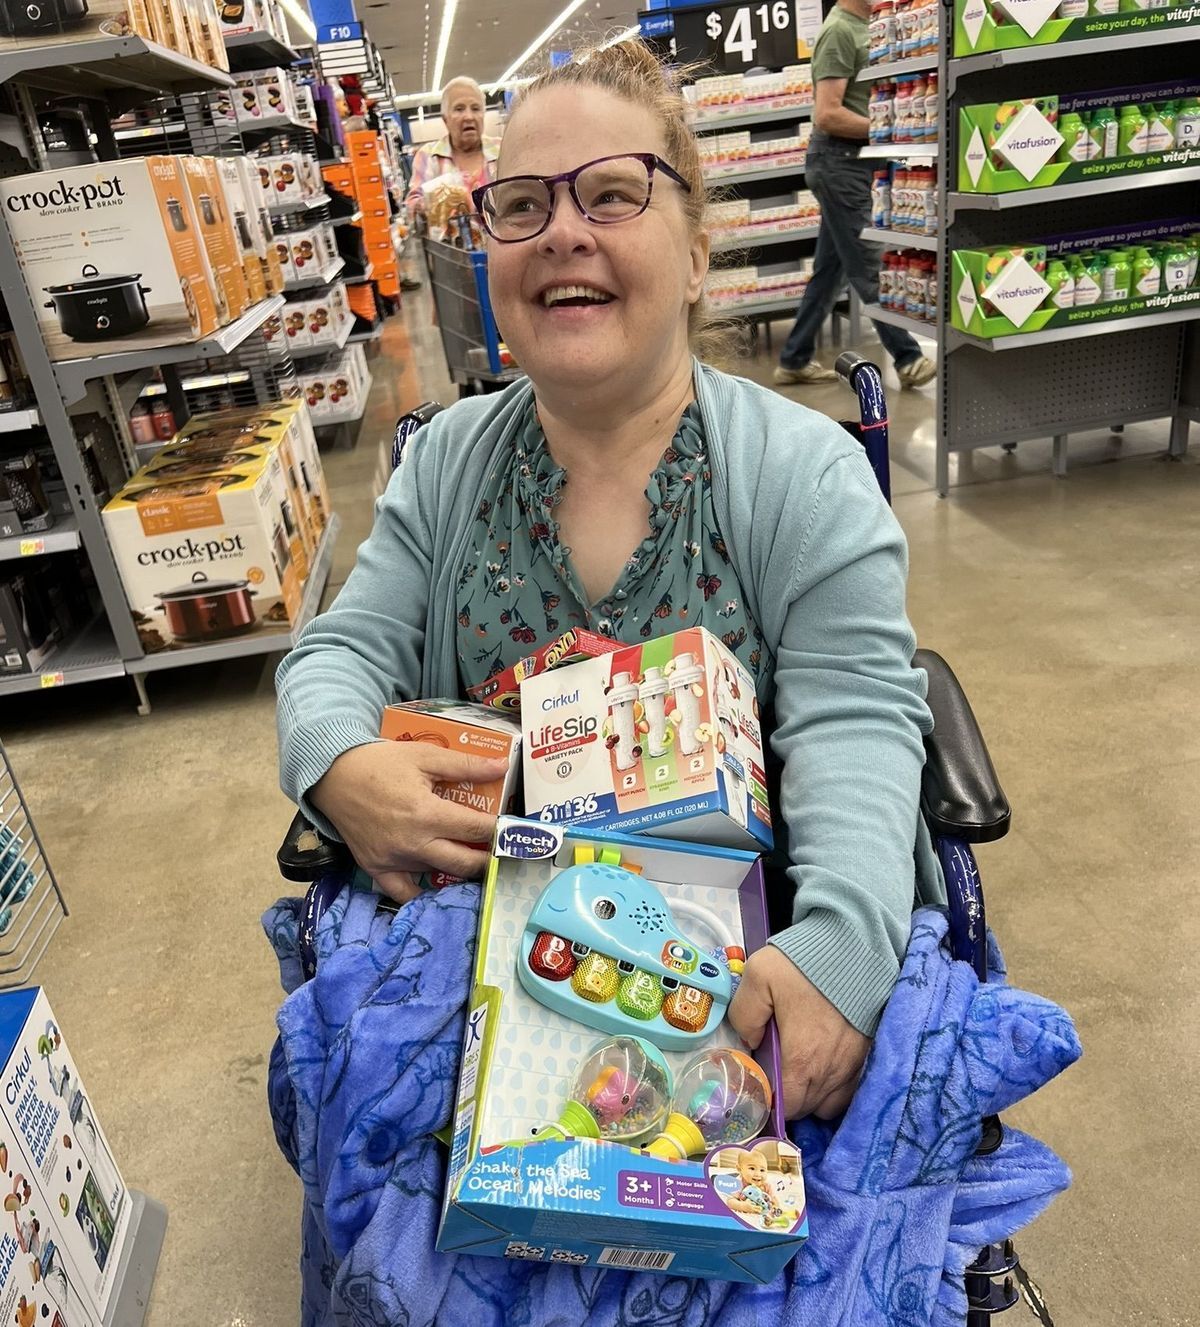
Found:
[405,75,501,215]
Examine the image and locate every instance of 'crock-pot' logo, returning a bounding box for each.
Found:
[137,534,247,565]
[6,176,127,213]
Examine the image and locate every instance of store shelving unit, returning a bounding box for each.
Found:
[859,19,1200,492]
[692,72,818,338]
[0,34,340,723]
[711,224,820,253]
[223,29,301,72]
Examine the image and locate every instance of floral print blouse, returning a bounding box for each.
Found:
[455,402,770,696]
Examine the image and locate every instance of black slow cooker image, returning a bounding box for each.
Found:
[43,265,152,342]
[154,573,257,643]
[0,0,88,38]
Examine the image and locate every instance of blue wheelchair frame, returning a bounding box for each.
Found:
[279,357,1024,1324]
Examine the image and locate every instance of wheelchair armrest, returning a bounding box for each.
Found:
[277,810,354,883]
[914,649,1012,844]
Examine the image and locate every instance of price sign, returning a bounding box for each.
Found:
[18,539,43,557]
[39,671,64,688]
[673,1,800,71]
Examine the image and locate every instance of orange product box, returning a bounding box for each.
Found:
[217,155,268,304]
[347,284,377,319]
[380,700,523,875]
[180,155,250,323]
[323,163,355,193]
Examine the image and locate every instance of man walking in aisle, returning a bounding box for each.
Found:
[774,0,936,388]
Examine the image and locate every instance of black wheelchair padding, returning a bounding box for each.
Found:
[915,649,1012,844]
[278,809,352,883]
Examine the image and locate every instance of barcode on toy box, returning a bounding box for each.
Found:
[598,1247,676,1271]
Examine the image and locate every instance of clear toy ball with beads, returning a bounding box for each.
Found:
[535,1035,673,1145]
[646,1048,773,1159]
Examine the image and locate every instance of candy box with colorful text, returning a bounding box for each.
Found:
[466,628,621,713]
[0,988,132,1323]
[437,820,807,1281]
[521,627,772,852]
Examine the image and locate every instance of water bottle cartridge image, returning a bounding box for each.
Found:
[605,671,641,771]
[639,666,670,758]
[667,652,705,755]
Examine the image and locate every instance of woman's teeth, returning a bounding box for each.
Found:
[541,285,614,307]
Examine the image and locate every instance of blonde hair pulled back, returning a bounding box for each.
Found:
[512,39,732,362]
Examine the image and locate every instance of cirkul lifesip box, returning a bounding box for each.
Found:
[519,627,772,852]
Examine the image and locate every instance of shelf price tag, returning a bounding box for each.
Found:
[40,671,64,689]
[18,539,44,557]
[673,1,801,70]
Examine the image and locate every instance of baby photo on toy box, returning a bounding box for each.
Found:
[710,1140,805,1232]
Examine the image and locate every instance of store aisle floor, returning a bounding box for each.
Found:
[0,295,1194,1325]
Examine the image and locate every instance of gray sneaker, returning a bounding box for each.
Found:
[897,355,937,388]
[773,362,838,385]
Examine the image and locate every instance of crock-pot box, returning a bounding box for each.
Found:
[0,987,135,1321]
[0,0,152,52]
[229,154,282,295]
[0,156,221,363]
[103,456,306,652]
[168,398,327,552]
[179,155,249,325]
[521,627,772,852]
[437,821,806,1281]
[217,155,268,304]
[217,0,270,37]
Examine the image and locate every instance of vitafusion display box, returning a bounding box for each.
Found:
[954,0,1200,57]
[438,820,807,1282]
[958,82,1200,195]
[0,156,222,363]
[951,217,1200,339]
[0,988,132,1324]
[521,627,772,852]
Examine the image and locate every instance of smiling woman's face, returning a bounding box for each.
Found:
[486,84,708,403]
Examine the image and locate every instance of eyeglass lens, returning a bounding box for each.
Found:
[484,157,653,239]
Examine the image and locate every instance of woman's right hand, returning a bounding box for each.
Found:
[309,741,510,903]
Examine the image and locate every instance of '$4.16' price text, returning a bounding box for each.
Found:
[704,2,792,64]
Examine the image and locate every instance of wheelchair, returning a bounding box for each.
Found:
[276,355,1024,1326]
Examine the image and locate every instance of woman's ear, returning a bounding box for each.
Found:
[687,229,711,304]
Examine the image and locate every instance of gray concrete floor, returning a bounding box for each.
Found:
[0,299,1195,1324]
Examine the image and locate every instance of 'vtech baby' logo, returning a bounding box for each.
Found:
[496,819,562,860]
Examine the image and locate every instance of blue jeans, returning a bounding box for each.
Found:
[779,133,923,371]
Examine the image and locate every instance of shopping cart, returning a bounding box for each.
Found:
[276,357,1034,1325]
[424,231,524,397]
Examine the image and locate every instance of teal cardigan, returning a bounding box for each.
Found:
[276,362,943,1036]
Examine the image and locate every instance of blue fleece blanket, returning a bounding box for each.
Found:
[263,885,1079,1327]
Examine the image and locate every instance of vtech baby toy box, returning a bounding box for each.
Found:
[521,627,772,852]
[437,819,807,1281]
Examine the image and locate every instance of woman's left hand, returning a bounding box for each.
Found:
[728,946,871,1121]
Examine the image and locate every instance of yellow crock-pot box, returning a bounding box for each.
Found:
[103,455,307,654]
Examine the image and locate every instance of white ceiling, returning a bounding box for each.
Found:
[357,0,641,96]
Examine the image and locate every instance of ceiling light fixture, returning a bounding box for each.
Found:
[430,0,460,95]
[496,0,590,84]
[276,0,316,41]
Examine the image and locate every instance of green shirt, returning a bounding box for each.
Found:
[813,4,870,121]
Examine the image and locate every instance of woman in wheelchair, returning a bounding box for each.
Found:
[275,40,943,1123]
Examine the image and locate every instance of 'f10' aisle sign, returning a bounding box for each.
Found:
[664,0,823,69]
